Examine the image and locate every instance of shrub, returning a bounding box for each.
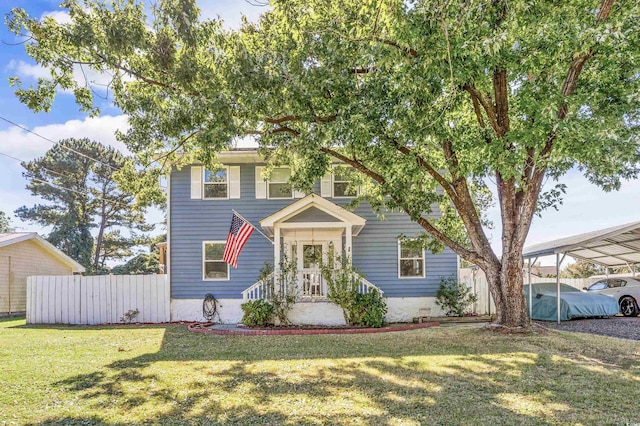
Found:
[259,254,298,325]
[322,256,387,327]
[351,290,387,328]
[241,299,274,327]
[242,255,298,327]
[435,276,478,317]
[119,309,139,324]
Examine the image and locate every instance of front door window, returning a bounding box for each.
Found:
[303,244,323,269]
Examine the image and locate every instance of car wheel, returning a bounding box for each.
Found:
[619,296,638,317]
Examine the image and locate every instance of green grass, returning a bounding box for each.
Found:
[1,318,639,425]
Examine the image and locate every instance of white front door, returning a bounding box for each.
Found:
[282,229,343,298]
[297,242,327,297]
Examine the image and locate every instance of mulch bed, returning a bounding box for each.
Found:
[188,321,439,336]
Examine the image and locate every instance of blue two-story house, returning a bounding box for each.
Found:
[168,149,458,324]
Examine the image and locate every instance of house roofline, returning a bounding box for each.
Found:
[0,232,86,272]
[259,194,366,237]
[164,148,351,165]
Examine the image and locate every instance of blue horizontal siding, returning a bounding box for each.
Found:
[170,164,457,299]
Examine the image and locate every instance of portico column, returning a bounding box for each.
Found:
[345,225,352,260]
[274,226,281,271]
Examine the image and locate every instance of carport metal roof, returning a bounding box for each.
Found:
[522,221,640,325]
[523,221,640,267]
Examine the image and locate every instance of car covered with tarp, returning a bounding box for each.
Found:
[524,283,619,321]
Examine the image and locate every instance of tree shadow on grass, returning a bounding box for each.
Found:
[29,324,640,425]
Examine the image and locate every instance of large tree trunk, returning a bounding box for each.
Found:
[485,257,529,327]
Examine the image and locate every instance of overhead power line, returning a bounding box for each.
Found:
[0,115,121,172]
[0,151,69,179]
[0,149,132,208]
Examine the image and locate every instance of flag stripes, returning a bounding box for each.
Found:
[223,212,255,268]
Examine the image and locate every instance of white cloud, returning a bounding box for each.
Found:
[0,114,130,161]
[40,10,72,25]
[6,58,118,97]
[5,59,50,80]
[198,0,268,29]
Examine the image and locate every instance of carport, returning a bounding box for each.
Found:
[523,221,640,324]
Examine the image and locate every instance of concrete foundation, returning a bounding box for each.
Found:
[171,296,445,324]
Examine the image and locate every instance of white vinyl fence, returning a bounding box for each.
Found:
[27,274,169,325]
[460,273,591,315]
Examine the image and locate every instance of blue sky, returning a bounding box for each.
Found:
[1,1,639,265]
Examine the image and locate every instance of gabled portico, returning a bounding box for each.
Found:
[256,194,366,298]
[261,194,365,262]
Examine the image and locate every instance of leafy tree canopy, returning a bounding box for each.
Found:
[7,0,640,326]
[110,253,159,275]
[561,260,605,278]
[110,233,165,275]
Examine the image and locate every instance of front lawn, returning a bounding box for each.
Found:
[1,317,639,425]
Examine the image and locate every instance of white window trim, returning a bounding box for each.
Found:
[398,239,426,279]
[267,166,294,200]
[332,165,360,198]
[202,240,230,281]
[203,166,230,200]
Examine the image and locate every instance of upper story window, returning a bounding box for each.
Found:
[333,165,359,198]
[398,239,425,278]
[203,241,229,280]
[268,167,293,199]
[203,167,228,199]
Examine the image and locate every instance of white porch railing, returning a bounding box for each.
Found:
[241,269,383,300]
[242,272,276,300]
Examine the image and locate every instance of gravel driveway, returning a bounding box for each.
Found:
[539,316,640,341]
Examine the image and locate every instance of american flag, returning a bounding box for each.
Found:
[223,212,255,268]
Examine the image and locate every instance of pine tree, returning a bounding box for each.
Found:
[0,211,12,233]
[16,138,152,272]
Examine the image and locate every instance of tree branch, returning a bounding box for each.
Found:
[463,84,501,135]
[536,0,616,195]
[94,53,201,97]
[440,140,499,263]
[264,115,302,124]
[492,68,510,136]
[272,125,301,136]
[320,146,484,264]
[263,113,338,125]
[151,129,200,169]
[383,135,455,197]
[375,37,419,58]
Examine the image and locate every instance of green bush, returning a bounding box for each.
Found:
[261,255,298,326]
[240,299,274,327]
[351,290,387,328]
[435,276,478,317]
[322,256,387,328]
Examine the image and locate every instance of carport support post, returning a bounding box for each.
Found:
[528,258,533,322]
[487,275,491,317]
[556,253,566,325]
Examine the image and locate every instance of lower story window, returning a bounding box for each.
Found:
[203,241,229,280]
[399,239,425,278]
